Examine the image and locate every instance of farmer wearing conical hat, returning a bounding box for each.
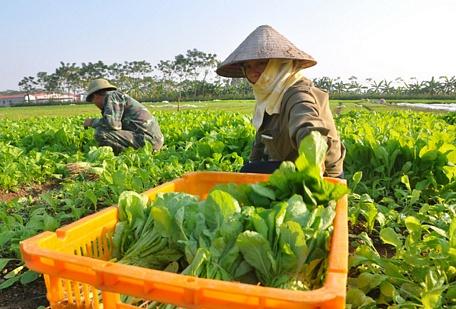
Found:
[217,25,345,177]
[84,78,164,154]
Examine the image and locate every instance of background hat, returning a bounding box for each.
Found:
[85,78,117,102]
[216,25,317,78]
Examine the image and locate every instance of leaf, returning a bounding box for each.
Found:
[450,216,456,248]
[352,171,363,187]
[20,270,39,285]
[268,161,295,196]
[219,214,243,242]
[117,191,148,223]
[380,280,396,298]
[424,225,448,238]
[355,272,386,293]
[182,247,209,277]
[422,288,445,309]
[400,282,422,299]
[297,131,327,172]
[163,261,179,273]
[285,195,308,221]
[356,272,374,290]
[360,201,378,232]
[409,189,421,205]
[4,264,24,279]
[448,248,456,266]
[0,231,14,247]
[380,227,402,248]
[404,216,421,234]
[279,221,308,272]
[212,183,250,206]
[250,212,269,241]
[111,222,127,259]
[25,214,44,231]
[85,190,98,207]
[218,243,241,273]
[0,258,12,273]
[237,231,276,284]
[43,214,59,231]
[401,175,411,192]
[446,285,456,301]
[233,260,253,279]
[151,206,173,238]
[273,202,288,240]
[0,276,21,289]
[250,183,276,201]
[203,190,240,229]
[346,287,375,307]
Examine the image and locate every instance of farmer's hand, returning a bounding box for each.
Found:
[83,118,94,128]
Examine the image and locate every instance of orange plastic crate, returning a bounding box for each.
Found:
[20,171,348,308]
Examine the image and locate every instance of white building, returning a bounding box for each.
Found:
[30,92,80,103]
[0,94,25,106]
[0,92,81,106]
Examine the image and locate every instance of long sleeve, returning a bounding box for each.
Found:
[284,87,344,177]
[92,92,125,130]
[287,92,330,150]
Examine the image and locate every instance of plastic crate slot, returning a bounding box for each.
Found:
[64,279,74,304]
[92,285,101,308]
[57,278,102,308]
[71,280,82,307]
[82,283,91,306]
[117,302,136,308]
[43,274,50,291]
[85,241,94,258]
[93,239,100,258]
[94,239,101,258]
[119,297,161,308]
[46,275,64,303]
[101,233,113,260]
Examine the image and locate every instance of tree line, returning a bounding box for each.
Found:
[17,49,456,101]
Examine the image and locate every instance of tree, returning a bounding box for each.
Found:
[313,76,334,93]
[54,62,81,95]
[367,79,384,95]
[404,77,424,95]
[185,49,219,97]
[439,75,456,95]
[79,61,109,91]
[18,76,38,103]
[332,77,346,95]
[422,76,441,95]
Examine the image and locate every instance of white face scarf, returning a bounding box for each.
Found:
[250,59,306,130]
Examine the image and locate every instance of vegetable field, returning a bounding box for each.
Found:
[1,107,455,308]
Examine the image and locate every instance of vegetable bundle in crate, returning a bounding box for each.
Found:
[21,131,349,308]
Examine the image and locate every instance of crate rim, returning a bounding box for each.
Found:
[20,171,348,307]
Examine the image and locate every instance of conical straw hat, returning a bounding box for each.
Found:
[216,25,317,78]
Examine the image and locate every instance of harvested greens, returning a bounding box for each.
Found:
[111,131,348,291]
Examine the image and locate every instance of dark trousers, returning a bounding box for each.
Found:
[239,161,283,174]
[240,161,344,178]
[94,128,145,155]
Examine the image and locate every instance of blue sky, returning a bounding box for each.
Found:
[1,0,455,90]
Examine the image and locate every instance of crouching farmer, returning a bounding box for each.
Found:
[84,78,164,154]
